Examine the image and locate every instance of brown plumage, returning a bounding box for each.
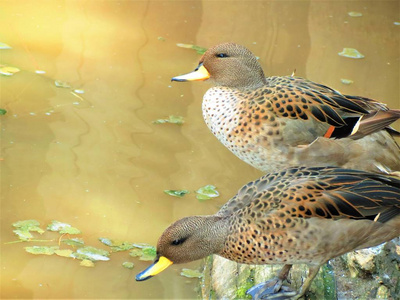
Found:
[136,166,400,299]
[172,43,400,174]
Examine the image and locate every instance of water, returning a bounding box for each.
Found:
[1,1,399,299]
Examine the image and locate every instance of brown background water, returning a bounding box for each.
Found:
[1,1,399,299]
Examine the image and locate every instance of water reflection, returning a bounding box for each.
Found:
[1,1,398,299]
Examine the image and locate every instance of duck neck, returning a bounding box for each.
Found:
[198,215,230,255]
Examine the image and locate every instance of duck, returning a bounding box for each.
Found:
[171,43,400,174]
[136,166,400,299]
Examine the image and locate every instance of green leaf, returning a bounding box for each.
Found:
[195,185,219,201]
[54,80,71,88]
[62,238,84,247]
[164,190,190,198]
[47,220,81,234]
[122,262,135,269]
[348,12,362,17]
[0,42,11,49]
[153,115,184,125]
[347,11,362,17]
[180,268,203,278]
[13,219,45,235]
[80,259,95,267]
[340,79,354,85]
[338,48,365,59]
[55,249,73,257]
[0,109,7,115]
[60,227,81,234]
[72,246,110,261]
[47,220,72,231]
[129,244,156,261]
[13,229,34,241]
[177,43,207,55]
[25,246,58,255]
[98,237,135,252]
[0,66,20,76]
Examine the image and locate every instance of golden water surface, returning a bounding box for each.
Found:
[1,1,399,299]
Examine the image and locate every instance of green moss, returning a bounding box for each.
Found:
[235,268,254,299]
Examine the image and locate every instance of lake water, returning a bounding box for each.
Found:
[1,1,399,299]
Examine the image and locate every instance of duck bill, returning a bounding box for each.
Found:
[135,256,173,281]
[171,63,210,82]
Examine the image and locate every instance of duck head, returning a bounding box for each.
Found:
[172,43,266,89]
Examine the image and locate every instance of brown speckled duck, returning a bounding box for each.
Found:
[136,166,400,299]
[171,43,400,174]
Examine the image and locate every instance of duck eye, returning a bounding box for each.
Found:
[171,238,186,246]
[216,53,229,58]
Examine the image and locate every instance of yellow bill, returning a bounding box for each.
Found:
[135,256,173,281]
[171,63,210,82]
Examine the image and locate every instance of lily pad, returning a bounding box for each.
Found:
[62,238,84,247]
[99,237,135,252]
[129,244,157,261]
[72,246,110,261]
[348,12,363,17]
[0,66,20,76]
[177,43,207,55]
[55,249,73,257]
[180,268,203,278]
[47,220,81,234]
[80,259,95,267]
[195,185,219,201]
[13,229,34,241]
[122,262,135,269]
[0,42,11,49]
[153,115,184,125]
[55,80,71,88]
[340,79,354,85]
[338,48,365,59]
[13,220,45,235]
[25,246,58,256]
[164,189,190,198]
[0,109,7,115]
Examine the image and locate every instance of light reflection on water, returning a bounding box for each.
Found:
[1,1,399,299]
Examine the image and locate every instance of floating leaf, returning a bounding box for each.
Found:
[129,244,156,261]
[340,79,354,85]
[55,249,73,257]
[55,80,71,88]
[153,115,184,125]
[47,220,81,234]
[122,262,135,269]
[0,42,11,49]
[177,43,207,55]
[338,48,365,59]
[99,237,135,252]
[195,185,219,201]
[0,109,7,115]
[25,246,58,256]
[180,268,203,278]
[0,66,20,76]
[13,229,34,241]
[47,220,72,231]
[164,190,190,198]
[72,246,110,261]
[60,227,81,234]
[62,238,84,247]
[80,259,95,267]
[13,220,45,234]
[348,12,362,17]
